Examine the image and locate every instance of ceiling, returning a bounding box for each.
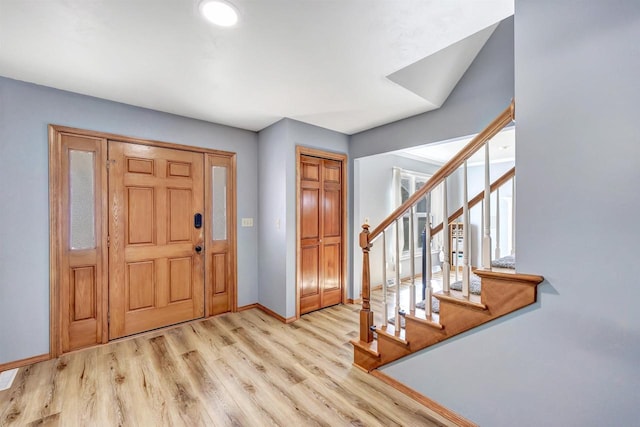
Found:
[397,126,515,166]
[0,1,513,134]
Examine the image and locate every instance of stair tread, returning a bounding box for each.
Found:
[405,313,444,330]
[377,324,409,345]
[350,339,380,357]
[474,268,544,284]
[434,290,487,310]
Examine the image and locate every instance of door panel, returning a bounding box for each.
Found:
[71,266,96,321]
[212,253,228,295]
[322,189,341,237]
[301,189,320,239]
[127,187,154,244]
[299,154,344,314]
[301,247,320,296]
[169,257,193,302]
[127,261,155,310]
[323,244,341,291]
[168,189,192,242]
[109,141,204,339]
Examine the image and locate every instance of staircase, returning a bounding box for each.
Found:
[351,101,544,372]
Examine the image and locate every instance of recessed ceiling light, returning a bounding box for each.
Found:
[200,0,239,27]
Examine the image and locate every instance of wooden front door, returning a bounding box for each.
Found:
[108,141,205,339]
[299,154,344,314]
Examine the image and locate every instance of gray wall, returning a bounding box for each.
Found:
[0,77,259,364]
[257,120,289,316]
[258,119,349,318]
[380,2,640,425]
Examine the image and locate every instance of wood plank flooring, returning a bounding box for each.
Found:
[0,304,455,426]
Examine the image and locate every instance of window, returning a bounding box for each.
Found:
[400,174,429,253]
[391,168,441,258]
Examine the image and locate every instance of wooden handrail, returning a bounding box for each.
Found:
[369,100,515,241]
[430,166,515,236]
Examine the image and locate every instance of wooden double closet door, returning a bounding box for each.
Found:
[51,128,236,354]
[299,151,346,315]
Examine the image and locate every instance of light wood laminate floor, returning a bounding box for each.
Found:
[0,304,454,426]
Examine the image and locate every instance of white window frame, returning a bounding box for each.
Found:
[395,168,433,260]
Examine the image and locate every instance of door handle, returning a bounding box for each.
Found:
[195,245,203,254]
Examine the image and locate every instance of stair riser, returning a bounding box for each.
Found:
[404,319,447,350]
[480,279,537,314]
[376,334,411,365]
[353,346,381,372]
[438,303,492,334]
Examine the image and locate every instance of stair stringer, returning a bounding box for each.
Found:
[351,270,543,371]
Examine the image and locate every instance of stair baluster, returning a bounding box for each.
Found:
[511,176,516,256]
[442,179,450,293]
[394,219,401,332]
[454,222,459,282]
[409,206,416,313]
[425,194,433,319]
[462,161,470,297]
[495,186,501,260]
[482,142,492,269]
[382,230,388,328]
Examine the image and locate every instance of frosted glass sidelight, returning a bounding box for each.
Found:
[211,166,227,240]
[69,150,96,250]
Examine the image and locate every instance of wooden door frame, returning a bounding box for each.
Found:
[49,125,237,358]
[295,146,348,320]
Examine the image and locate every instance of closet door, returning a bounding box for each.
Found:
[299,155,343,314]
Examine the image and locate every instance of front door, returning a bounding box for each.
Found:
[299,154,344,314]
[108,141,205,339]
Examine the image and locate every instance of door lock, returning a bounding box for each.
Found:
[195,245,203,254]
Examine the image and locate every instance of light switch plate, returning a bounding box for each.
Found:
[241,218,254,227]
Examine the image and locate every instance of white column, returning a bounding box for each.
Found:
[495,187,501,260]
[462,161,470,297]
[442,179,450,293]
[382,230,388,327]
[409,206,416,313]
[482,143,492,269]
[395,219,401,331]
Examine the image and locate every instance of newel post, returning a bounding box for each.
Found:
[359,223,374,343]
